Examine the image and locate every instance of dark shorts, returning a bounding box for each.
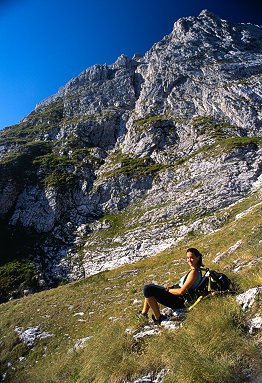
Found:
[143,284,185,309]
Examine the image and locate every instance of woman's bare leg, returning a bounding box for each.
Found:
[142,299,150,314]
[144,297,161,319]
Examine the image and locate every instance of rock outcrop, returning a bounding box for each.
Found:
[0,10,261,296]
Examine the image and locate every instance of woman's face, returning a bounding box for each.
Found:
[186,251,199,268]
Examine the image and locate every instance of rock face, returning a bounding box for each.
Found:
[0,10,261,294]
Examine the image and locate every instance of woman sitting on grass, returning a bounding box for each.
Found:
[140,248,204,324]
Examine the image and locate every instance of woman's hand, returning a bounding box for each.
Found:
[164,284,173,292]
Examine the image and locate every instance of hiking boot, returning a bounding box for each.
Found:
[151,314,168,325]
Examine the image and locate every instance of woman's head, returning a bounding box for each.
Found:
[186,248,204,268]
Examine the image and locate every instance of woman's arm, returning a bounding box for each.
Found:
[167,269,198,296]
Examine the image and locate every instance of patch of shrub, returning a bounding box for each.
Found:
[134,115,170,127]
[0,260,37,302]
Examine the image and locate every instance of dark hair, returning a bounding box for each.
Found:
[186,248,204,267]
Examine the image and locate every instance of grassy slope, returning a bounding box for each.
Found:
[0,192,261,383]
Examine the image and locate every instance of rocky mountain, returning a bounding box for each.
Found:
[0,9,261,299]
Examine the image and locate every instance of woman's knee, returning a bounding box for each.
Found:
[143,284,154,298]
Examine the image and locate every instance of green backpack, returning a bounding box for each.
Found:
[185,268,232,309]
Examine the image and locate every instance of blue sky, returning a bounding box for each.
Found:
[0,0,261,130]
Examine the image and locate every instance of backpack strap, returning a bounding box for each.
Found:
[187,295,204,311]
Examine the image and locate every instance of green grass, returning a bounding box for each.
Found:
[99,150,168,180]
[133,115,170,127]
[162,297,260,383]
[176,137,262,166]
[77,206,149,252]
[0,141,51,165]
[0,145,79,188]
[0,100,64,143]
[0,193,261,383]
[33,152,79,187]
[199,136,262,158]
[32,147,104,187]
[191,116,241,139]
[0,260,37,302]
[0,142,51,185]
[42,171,78,187]
[76,199,180,254]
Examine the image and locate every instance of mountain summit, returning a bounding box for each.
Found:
[0,11,261,298]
